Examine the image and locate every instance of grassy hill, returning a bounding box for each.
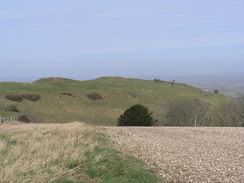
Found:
[0,77,228,125]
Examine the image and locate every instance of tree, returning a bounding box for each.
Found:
[154,78,160,84]
[164,99,209,126]
[118,104,154,126]
[214,89,219,94]
[212,100,244,126]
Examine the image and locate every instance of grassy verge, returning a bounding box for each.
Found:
[0,122,160,183]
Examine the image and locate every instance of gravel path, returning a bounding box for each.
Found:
[103,127,244,183]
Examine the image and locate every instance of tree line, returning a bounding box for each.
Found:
[162,98,244,127]
[118,97,244,127]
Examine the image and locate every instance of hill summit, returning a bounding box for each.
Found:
[34,77,80,84]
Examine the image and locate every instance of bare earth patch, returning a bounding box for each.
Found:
[103,127,244,183]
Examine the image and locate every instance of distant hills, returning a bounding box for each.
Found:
[0,77,228,125]
[143,73,244,97]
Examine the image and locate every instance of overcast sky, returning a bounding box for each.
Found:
[1,0,244,81]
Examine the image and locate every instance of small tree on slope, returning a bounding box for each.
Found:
[118,104,154,126]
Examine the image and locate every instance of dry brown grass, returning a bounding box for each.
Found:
[0,140,6,151]
[0,122,97,183]
[0,122,161,183]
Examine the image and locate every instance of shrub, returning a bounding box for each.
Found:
[5,95,22,102]
[86,92,102,101]
[118,104,154,126]
[214,89,219,94]
[211,100,244,127]
[5,105,19,112]
[164,99,209,126]
[17,115,30,123]
[5,94,41,102]
[21,94,41,102]
[60,92,73,96]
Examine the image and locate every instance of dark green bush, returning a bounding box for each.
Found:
[118,104,154,126]
[214,89,219,94]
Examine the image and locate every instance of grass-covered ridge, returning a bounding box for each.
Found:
[0,122,160,183]
[0,77,228,125]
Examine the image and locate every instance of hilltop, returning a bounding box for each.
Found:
[0,77,228,125]
[34,77,81,84]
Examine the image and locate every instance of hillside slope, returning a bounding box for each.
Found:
[0,77,228,125]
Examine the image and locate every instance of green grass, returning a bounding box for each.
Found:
[82,132,160,183]
[0,122,161,183]
[0,77,229,125]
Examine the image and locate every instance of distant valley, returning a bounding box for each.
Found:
[143,73,244,97]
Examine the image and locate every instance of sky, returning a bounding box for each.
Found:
[0,0,244,81]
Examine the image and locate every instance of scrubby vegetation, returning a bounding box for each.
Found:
[164,99,209,126]
[162,98,244,127]
[5,94,40,102]
[86,92,102,101]
[60,92,74,96]
[118,104,154,126]
[5,95,22,102]
[210,99,244,127]
[17,115,30,123]
[0,122,160,183]
[21,94,41,101]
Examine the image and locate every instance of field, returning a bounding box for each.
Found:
[0,77,228,125]
[1,121,243,183]
[104,126,244,183]
[0,122,159,183]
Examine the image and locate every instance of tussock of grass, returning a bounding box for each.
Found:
[0,122,160,183]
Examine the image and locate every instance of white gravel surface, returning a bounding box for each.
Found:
[103,127,244,183]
